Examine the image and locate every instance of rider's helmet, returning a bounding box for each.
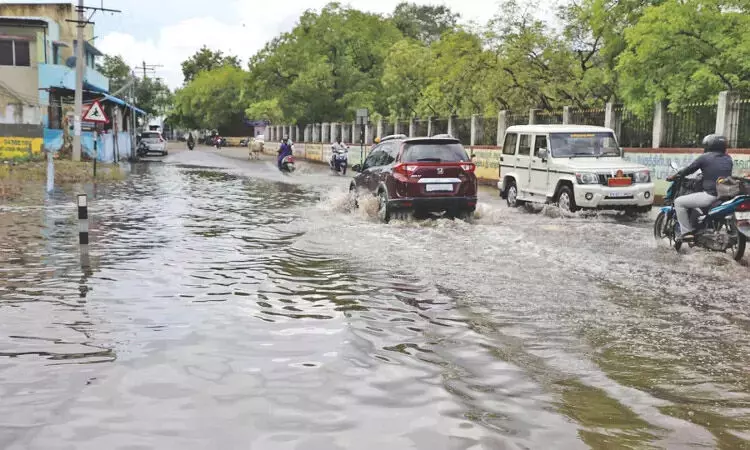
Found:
[374,137,381,144]
[282,135,289,142]
[702,134,728,153]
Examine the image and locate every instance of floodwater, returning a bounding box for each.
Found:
[1,148,749,449]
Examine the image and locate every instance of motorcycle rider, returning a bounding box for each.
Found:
[187,132,195,150]
[277,136,293,170]
[330,137,348,171]
[667,134,733,241]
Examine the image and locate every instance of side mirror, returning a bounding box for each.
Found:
[670,161,679,171]
[352,164,362,173]
[537,148,548,161]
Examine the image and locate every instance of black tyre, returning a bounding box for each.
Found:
[654,211,667,240]
[349,184,359,209]
[556,185,578,213]
[377,190,391,223]
[506,181,522,208]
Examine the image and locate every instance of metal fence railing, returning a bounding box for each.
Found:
[399,120,410,135]
[383,120,395,137]
[664,102,717,148]
[617,107,653,148]
[535,111,563,125]
[415,119,428,137]
[477,115,498,146]
[737,100,750,148]
[431,118,448,136]
[453,117,472,145]
[569,108,605,126]
[508,113,529,126]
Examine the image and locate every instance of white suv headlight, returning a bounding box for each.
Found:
[633,170,651,183]
[576,172,600,185]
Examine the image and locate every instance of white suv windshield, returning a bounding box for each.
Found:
[142,132,160,139]
[550,132,620,157]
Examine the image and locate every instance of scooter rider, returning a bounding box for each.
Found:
[330,137,348,171]
[187,132,195,150]
[667,134,733,241]
[278,136,293,170]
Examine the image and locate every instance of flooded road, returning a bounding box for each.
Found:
[1,148,749,449]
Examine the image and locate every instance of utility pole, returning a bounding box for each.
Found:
[67,1,121,162]
[140,61,162,79]
[72,0,85,161]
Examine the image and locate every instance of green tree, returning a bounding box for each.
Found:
[97,55,131,93]
[245,98,284,123]
[135,77,173,116]
[616,0,750,113]
[391,2,459,44]
[181,46,241,84]
[243,3,403,123]
[172,66,248,131]
[381,39,434,117]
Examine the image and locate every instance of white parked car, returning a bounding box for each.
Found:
[140,131,167,156]
[497,125,654,213]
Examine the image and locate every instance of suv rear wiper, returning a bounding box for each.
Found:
[417,158,442,162]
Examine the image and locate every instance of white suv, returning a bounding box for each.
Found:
[497,125,654,213]
[140,131,167,156]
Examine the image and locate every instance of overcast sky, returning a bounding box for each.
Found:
[15,0,562,89]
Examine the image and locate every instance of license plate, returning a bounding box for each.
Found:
[736,212,750,220]
[608,177,632,187]
[607,191,631,198]
[426,184,454,192]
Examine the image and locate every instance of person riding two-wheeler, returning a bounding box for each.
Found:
[277,136,293,170]
[187,132,195,150]
[330,137,348,171]
[667,134,733,242]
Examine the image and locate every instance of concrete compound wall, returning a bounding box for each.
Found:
[262,141,750,198]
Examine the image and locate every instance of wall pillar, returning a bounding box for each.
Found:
[322,122,330,143]
[409,118,416,137]
[393,117,400,135]
[447,115,454,137]
[652,101,667,149]
[716,91,741,148]
[470,114,480,146]
[427,117,432,137]
[497,111,508,147]
[529,109,541,125]
[563,106,572,125]
[377,118,384,139]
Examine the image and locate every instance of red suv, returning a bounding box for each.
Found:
[350,135,478,222]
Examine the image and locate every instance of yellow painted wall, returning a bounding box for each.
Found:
[0,137,43,159]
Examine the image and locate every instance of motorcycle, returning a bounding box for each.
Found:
[330,148,348,175]
[187,139,195,150]
[654,161,750,261]
[279,155,295,173]
[136,141,149,158]
[214,136,225,149]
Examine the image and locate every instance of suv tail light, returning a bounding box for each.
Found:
[159,137,165,143]
[393,163,418,176]
[460,163,475,173]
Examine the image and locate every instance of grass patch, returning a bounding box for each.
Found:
[0,160,126,183]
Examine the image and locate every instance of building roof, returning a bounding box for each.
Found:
[0,16,49,27]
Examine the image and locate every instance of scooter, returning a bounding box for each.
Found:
[654,161,750,261]
[330,149,348,175]
[279,155,295,173]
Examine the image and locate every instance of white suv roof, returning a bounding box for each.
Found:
[506,125,614,134]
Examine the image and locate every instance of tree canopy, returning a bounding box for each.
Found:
[181,46,241,84]
[98,54,173,115]
[169,0,750,128]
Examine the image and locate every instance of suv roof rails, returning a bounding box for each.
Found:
[380,134,407,142]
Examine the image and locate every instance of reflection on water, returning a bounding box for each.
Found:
[0,153,748,449]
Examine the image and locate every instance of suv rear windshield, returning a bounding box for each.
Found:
[402,142,469,162]
[142,132,161,139]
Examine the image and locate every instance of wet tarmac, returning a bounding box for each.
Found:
[0,147,748,449]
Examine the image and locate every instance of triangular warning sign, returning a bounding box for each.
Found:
[83,100,109,123]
